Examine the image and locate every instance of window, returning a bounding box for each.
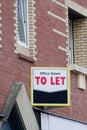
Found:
[2,105,24,130]
[15,0,36,59]
[68,8,86,66]
[17,0,28,47]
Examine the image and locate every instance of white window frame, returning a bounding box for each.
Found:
[69,19,74,64]
[17,0,29,48]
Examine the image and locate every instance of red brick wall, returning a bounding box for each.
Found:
[0,0,87,123]
[35,0,67,67]
[0,0,32,110]
[35,0,87,123]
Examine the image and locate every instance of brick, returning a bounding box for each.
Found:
[0,0,87,125]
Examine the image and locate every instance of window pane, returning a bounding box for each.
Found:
[2,105,24,130]
[17,0,28,46]
[8,105,24,130]
[2,121,11,130]
[18,0,25,43]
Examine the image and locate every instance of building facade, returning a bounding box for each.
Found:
[0,0,87,129]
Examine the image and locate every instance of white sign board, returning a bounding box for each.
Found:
[31,67,70,106]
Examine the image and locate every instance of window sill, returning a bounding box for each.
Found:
[69,64,87,76]
[69,64,87,90]
[18,53,35,63]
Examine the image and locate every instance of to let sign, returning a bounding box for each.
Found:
[31,67,70,106]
